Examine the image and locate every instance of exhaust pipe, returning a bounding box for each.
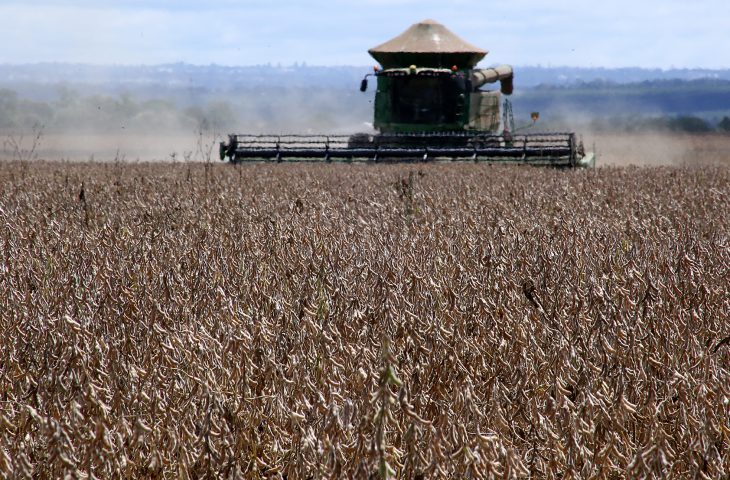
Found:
[471,65,514,95]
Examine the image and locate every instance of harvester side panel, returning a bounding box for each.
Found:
[468,91,501,131]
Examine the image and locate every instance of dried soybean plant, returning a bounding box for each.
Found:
[0,160,728,478]
[1,124,44,163]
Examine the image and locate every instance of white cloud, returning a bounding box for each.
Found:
[0,0,727,67]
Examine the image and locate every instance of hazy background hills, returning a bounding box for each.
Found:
[2,63,730,137]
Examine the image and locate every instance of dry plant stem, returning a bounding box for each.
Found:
[0,161,728,478]
[2,123,44,162]
[374,335,402,478]
[2,124,44,179]
[195,124,219,200]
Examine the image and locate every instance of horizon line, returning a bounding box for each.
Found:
[1,61,730,72]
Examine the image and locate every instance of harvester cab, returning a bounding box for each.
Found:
[220,19,595,167]
[361,64,513,133]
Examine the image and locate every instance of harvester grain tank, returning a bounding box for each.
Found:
[220,20,595,167]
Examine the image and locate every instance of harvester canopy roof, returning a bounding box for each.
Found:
[369,19,488,69]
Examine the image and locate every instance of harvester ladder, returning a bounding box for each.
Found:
[503,98,515,136]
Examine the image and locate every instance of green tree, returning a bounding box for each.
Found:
[669,116,711,133]
[718,116,730,132]
[0,89,19,129]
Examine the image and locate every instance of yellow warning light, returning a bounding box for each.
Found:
[409,64,417,73]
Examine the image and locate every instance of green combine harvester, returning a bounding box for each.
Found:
[220,19,595,167]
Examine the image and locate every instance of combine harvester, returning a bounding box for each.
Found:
[220,20,595,167]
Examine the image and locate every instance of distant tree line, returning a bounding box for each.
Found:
[1,84,729,136]
[587,115,730,134]
[0,87,237,133]
[0,86,372,135]
[515,79,730,126]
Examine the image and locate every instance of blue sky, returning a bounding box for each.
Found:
[1,0,727,68]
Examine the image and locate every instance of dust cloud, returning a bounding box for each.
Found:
[1,131,221,163]
[4,131,729,165]
[584,132,730,167]
[0,84,375,161]
[2,87,728,165]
